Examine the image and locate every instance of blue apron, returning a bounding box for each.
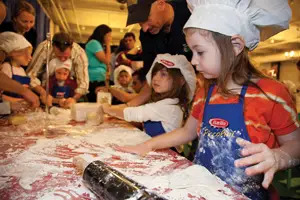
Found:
[3,65,30,98]
[52,85,71,99]
[144,121,166,137]
[194,84,268,200]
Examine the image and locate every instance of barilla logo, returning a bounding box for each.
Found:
[209,118,228,128]
[160,59,175,67]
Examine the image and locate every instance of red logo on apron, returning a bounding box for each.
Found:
[209,118,229,128]
[160,59,175,67]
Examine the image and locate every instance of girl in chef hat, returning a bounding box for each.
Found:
[0,31,32,102]
[103,53,196,138]
[117,0,300,199]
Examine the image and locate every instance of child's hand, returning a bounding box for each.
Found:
[114,143,152,157]
[234,138,282,189]
[60,98,76,108]
[40,94,53,107]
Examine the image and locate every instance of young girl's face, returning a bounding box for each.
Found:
[55,68,70,82]
[152,67,173,94]
[118,71,131,87]
[185,29,222,79]
[10,47,32,66]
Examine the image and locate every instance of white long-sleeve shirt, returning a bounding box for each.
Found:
[124,98,183,133]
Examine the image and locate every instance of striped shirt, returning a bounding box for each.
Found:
[26,41,89,95]
[191,78,299,149]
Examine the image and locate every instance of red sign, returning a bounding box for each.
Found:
[209,118,229,128]
[160,59,175,67]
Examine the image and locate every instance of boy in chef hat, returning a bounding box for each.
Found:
[48,58,77,108]
[118,0,300,199]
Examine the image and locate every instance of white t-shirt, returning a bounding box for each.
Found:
[124,98,184,133]
[1,62,27,78]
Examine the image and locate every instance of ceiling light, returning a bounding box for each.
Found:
[284,52,289,57]
[270,39,275,44]
[289,51,295,57]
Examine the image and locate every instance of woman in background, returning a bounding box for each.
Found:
[0,0,37,49]
[85,24,112,102]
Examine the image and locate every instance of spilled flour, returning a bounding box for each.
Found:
[0,123,247,199]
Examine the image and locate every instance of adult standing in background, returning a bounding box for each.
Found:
[127,0,191,75]
[0,0,39,108]
[0,0,37,49]
[27,32,89,108]
[85,24,112,102]
[126,0,191,107]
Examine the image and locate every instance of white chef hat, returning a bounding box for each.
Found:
[49,58,72,75]
[146,53,196,102]
[0,32,32,54]
[114,65,133,86]
[184,0,291,50]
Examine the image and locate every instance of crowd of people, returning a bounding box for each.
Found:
[0,0,299,199]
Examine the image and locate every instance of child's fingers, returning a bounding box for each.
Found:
[244,160,272,176]
[240,143,267,157]
[262,169,276,189]
[236,137,251,147]
[235,152,265,168]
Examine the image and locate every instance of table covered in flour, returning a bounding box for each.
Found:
[0,111,247,200]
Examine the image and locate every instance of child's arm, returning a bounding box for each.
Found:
[116,115,198,156]
[108,87,138,103]
[102,104,127,119]
[235,128,300,189]
[126,83,151,107]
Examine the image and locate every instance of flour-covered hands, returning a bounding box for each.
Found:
[234,137,280,189]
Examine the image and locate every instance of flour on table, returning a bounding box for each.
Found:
[1,123,247,199]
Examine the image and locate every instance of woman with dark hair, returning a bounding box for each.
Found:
[0,0,37,49]
[85,24,112,102]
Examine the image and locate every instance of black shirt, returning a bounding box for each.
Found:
[0,21,37,50]
[139,0,192,75]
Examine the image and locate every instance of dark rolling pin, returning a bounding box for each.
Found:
[83,160,167,200]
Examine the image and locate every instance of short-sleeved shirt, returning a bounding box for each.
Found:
[139,0,192,75]
[0,21,37,50]
[85,39,107,82]
[1,62,27,78]
[191,78,299,149]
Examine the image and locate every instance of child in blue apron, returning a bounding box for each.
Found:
[48,58,77,107]
[117,1,300,199]
[0,32,32,102]
[103,53,196,137]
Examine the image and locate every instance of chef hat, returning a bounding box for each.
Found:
[114,65,133,86]
[146,53,196,102]
[0,32,32,54]
[49,58,72,75]
[184,0,291,50]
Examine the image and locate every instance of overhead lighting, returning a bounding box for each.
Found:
[284,52,289,57]
[290,51,295,57]
[81,26,86,30]
[270,39,275,44]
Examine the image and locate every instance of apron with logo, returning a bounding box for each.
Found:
[3,65,31,98]
[52,85,71,99]
[194,84,268,199]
